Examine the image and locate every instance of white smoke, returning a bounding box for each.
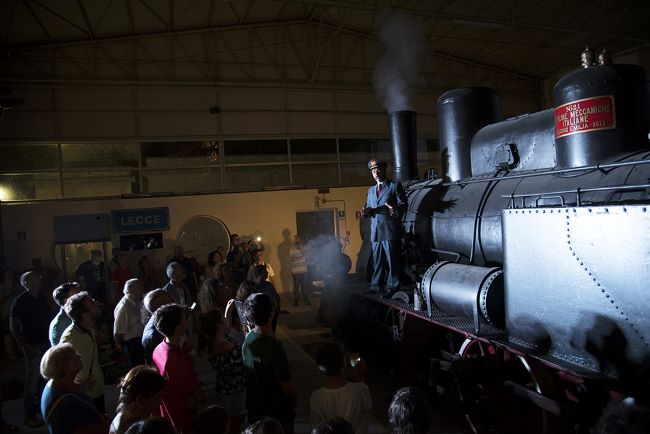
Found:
[372,11,426,113]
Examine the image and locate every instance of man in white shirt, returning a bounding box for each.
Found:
[113,278,145,367]
[309,342,372,434]
[290,236,310,306]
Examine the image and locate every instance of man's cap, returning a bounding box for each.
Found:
[368,159,387,171]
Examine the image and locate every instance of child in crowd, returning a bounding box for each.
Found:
[388,387,431,434]
[242,293,296,434]
[202,309,246,434]
[224,280,256,343]
[310,343,372,434]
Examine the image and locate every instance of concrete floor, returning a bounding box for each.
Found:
[0,294,465,433]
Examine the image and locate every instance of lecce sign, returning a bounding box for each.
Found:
[111,207,170,233]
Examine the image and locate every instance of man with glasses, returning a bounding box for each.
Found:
[60,291,106,412]
[49,282,81,346]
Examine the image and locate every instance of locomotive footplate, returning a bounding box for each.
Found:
[357,290,615,379]
[355,290,506,340]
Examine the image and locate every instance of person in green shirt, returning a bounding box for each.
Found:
[241,293,296,434]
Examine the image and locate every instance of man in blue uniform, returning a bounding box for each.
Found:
[361,159,407,296]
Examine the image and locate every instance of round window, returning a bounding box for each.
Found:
[177,215,230,267]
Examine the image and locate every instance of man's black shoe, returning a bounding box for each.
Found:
[365,286,381,295]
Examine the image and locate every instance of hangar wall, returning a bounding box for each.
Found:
[1,185,368,296]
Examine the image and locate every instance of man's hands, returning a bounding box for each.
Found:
[361,205,398,217]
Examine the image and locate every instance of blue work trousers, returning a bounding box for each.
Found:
[370,240,401,291]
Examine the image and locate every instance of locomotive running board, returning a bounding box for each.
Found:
[356,291,506,339]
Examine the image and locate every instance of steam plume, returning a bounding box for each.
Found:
[372,11,426,113]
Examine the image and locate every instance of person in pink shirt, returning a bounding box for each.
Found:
[151,304,205,433]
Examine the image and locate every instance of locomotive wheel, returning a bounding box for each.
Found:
[454,338,561,434]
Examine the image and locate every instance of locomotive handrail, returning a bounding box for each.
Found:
[501,183,650,207]
[411,158,650,189]
[534,195,566,207]
[429,247,462,263]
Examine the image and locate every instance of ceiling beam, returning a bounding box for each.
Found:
[56,47,93,76]
[175,0,200,26]
[0,76,538,98]
[251,27,286,82]
[76,0,94,38]
[23,0,54,42]
[311,20,539,82]
[216,31,251,79]
[97,43,132,76]
[126,0,135,35]
[311,17,347,82]
[94,0,116,34]
[3,19,307,53]
[30,0,90,36]
[134,39,173,78]
[137,0,170,30]
[2,0,20,48]
[284,24,311,80]
[287,0,650,44]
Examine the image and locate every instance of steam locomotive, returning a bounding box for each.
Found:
[357,51,650,432]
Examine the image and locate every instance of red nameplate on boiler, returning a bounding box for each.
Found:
[554,95,616,139]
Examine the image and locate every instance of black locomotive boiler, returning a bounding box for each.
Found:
[358,52,650,433]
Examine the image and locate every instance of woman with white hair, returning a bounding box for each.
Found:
[40,343,108,434]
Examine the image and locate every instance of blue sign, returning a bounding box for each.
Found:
[111,207,169,233]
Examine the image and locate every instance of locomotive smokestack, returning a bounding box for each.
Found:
[389,110,418,183]
[371,10,424,183]
[437,88,501,181]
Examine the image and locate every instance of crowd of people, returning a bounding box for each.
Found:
[0,233,360,434]
[1,235,646,434]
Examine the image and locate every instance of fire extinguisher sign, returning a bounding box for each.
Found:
[554,95,616,139]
